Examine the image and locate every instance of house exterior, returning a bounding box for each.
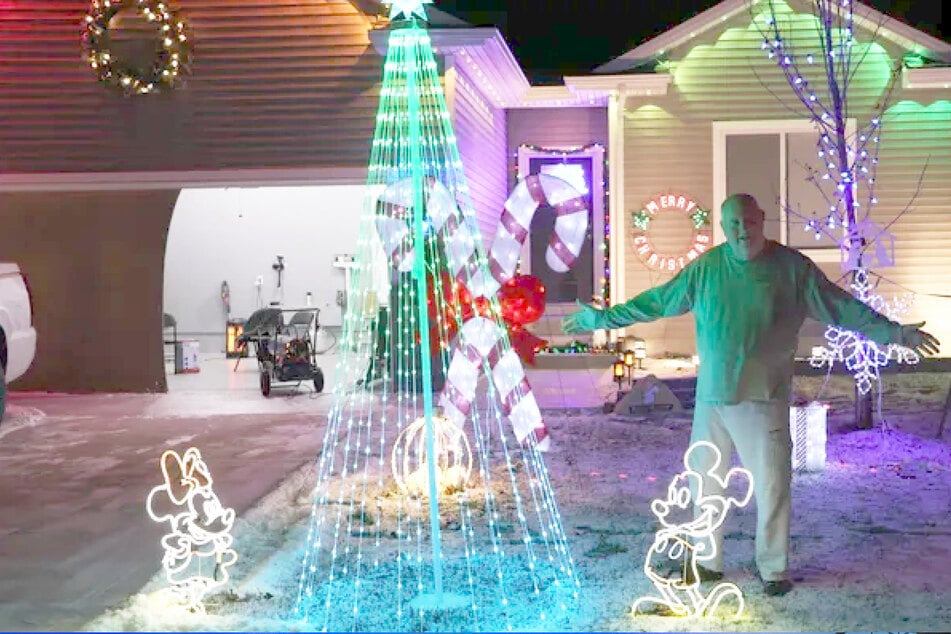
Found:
[1,0,948,393]
[0,0,517,392]
[553,0,951,357]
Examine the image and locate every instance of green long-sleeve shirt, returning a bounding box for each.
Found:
[597,241,902,404]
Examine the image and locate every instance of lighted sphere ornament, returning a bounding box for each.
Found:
[146,447,237,613]
[392,415,473,497]
[632,193,712,272]
[82,0,190,95]
[632,441,752,619]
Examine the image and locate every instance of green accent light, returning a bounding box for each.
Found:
[690,208,710,229]
[295,15,579,632]
[541,342,592,354]
[632,209,652,231]
[673,0,892,104]
[902,52,926,69]
[885,99,951,119]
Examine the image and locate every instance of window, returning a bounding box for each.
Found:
[713,119,856,262]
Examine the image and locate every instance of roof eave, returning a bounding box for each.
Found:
[506,74,672,109]
[594,0,748,74]
[595,0,951,74]
[903,66,951,90]
[368,27,531,108]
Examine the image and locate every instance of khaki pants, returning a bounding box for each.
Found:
[690,400,792,582]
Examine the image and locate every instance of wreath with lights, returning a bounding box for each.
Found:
[82,0,190,95]
[631,193,713,272]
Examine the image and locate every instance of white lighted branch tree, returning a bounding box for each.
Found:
[756,0,920,427]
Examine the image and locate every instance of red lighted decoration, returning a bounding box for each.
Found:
[498,275,546,326]
[421,272,547,364]
[498,275,547,365]
[632,193,713,272]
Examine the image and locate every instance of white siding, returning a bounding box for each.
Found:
[451,62,508,246]
[619,0,951,355]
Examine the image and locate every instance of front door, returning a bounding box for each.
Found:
[528,191,594,303]
[518,147,605,305]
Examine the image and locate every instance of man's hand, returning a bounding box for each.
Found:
[562,300,603,334]
[899,321,941,356]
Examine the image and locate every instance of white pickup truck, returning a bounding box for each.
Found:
[0,262,37,422]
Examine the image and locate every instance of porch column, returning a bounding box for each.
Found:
[607,86,627,339]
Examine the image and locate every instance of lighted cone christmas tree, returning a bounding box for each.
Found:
[295,4,578,631]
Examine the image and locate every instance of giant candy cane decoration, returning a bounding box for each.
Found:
[377,174,589,296]
[488,173,589,288]
[441,316,549,449]
[376,178,550,450]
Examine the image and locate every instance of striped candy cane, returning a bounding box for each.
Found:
[376,178,497,297]
[488,174,588,288]
[374,178,420,275]
[440,316,550,450]
[375,178,551,450]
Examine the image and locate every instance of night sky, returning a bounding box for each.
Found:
[434,1,948,84]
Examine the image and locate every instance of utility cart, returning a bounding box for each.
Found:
[237,307,325,396]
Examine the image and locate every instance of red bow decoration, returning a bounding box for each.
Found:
[420,272,548,365]
[496,275,548,365]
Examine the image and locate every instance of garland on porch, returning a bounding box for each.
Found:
[82,0,190,95]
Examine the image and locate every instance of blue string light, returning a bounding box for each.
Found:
[294,20,579,632]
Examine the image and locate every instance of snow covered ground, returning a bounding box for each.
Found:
[76,367,951,632]
[0,355,335,631]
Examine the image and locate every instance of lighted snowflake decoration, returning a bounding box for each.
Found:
[809,269,918,394]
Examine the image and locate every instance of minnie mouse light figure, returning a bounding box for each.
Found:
[146,447,238,613]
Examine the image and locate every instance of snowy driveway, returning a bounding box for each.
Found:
[0,378,329,632]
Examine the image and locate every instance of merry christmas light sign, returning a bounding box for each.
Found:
[632,193,712,272]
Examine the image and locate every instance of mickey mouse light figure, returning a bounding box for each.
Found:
[146,447,238,613]
[632,441,753,619]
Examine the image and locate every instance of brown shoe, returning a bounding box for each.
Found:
[683,563,724,584]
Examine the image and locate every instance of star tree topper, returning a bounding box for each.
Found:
[385,0,433,21]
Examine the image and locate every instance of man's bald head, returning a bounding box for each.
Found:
[720,194,766,261]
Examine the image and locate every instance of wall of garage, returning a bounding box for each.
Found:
[0,190,177,393]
